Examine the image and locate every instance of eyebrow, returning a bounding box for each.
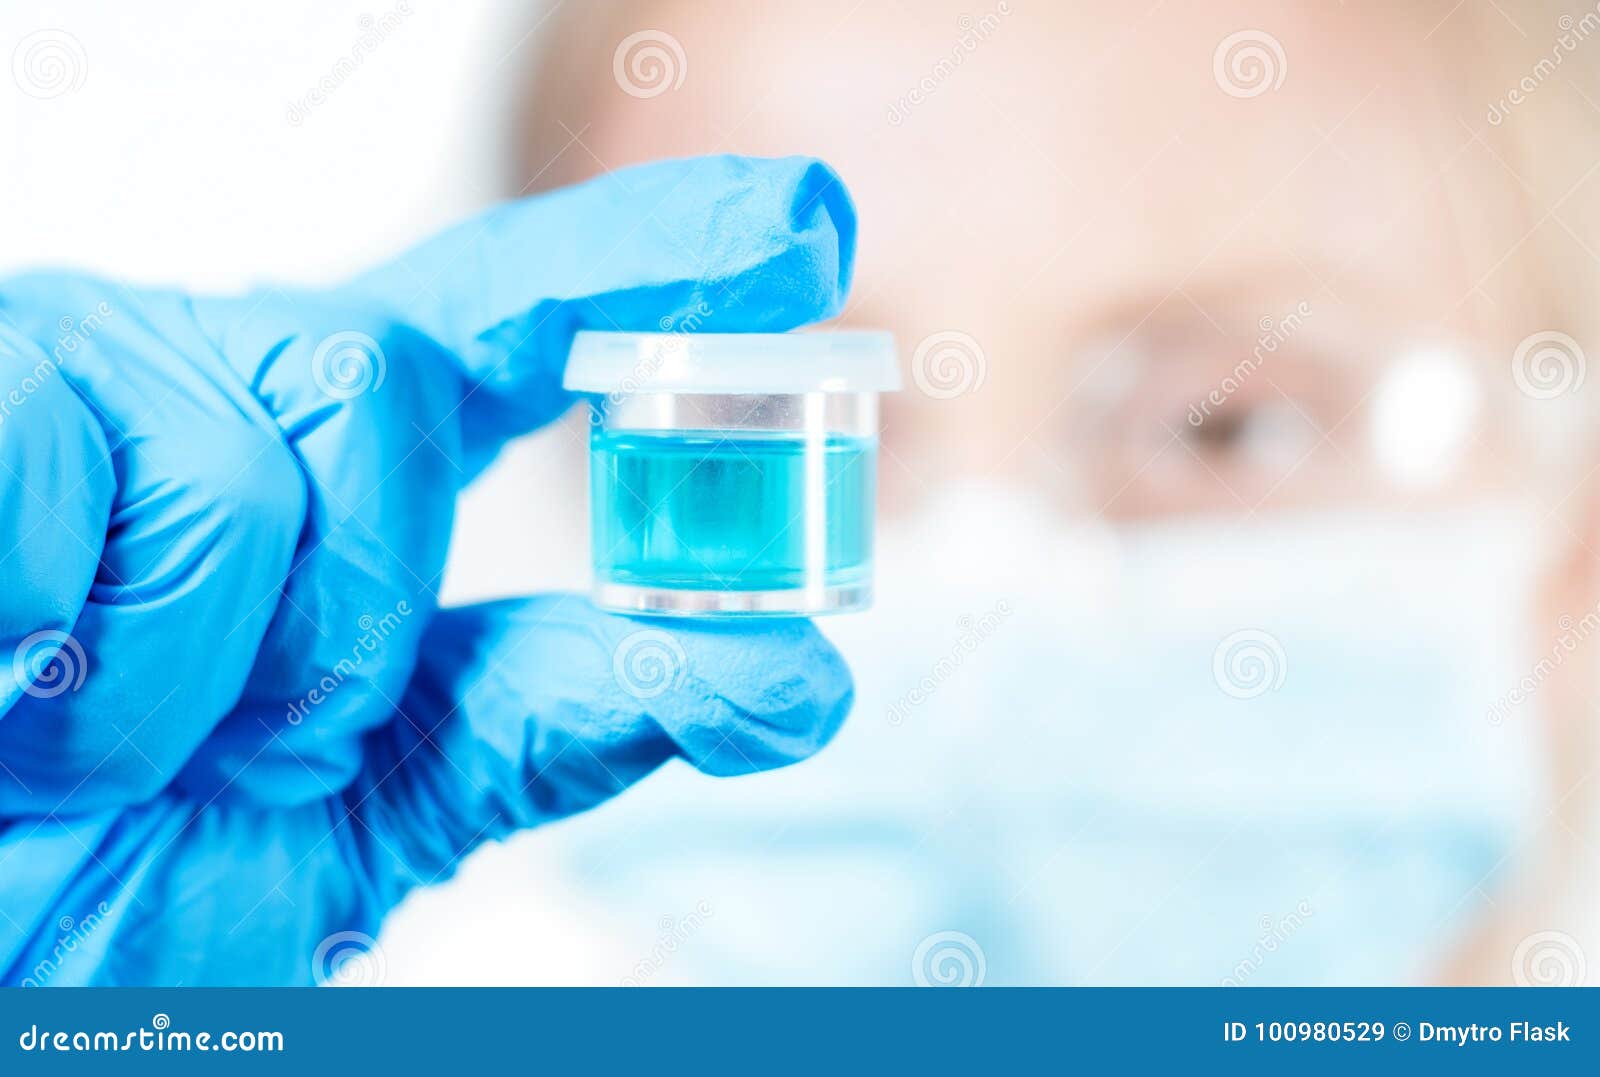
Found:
[1063,264,1426,371]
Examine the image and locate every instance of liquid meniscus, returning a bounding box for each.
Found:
[590,430,875,593]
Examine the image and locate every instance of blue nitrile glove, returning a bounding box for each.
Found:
[0,155,857,986]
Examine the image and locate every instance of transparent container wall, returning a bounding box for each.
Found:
[587,391,879,616]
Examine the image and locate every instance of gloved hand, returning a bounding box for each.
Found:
[0,155,857,986]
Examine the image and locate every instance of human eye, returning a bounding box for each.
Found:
[1061,302,1488,519]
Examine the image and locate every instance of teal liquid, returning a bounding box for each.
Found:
[591,430,875,591]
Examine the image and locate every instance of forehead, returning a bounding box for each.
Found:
[541,0,1528,335]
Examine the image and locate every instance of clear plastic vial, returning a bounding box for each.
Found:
[565,330,900,616]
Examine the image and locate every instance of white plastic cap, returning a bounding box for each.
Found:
[563,330,901,395]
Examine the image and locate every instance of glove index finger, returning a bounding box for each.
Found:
[338,154,857,468]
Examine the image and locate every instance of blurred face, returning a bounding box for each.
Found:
[510,1,1600,984]
[523,0,1545,522]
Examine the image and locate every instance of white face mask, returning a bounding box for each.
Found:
[868,483,1549,813]
[853,483,1552,983]
[507,484,1555,986]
